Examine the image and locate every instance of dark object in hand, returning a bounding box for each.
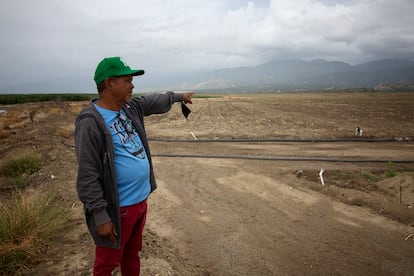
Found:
[181,102,191,118]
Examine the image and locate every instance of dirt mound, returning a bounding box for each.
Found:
[302,169,414,226]
[377,173,414,205]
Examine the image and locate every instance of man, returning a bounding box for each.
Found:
[75,56,193,275]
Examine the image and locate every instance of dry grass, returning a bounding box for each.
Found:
[0,191,69,274]
[0,152,41,178]
[0,129,10,140]
[55,127,73,139]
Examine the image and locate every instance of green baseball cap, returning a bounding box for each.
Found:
[94,57,145,85]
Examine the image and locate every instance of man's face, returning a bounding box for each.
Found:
[109,75,134,103]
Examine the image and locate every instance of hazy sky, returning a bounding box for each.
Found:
[1,0,413,92]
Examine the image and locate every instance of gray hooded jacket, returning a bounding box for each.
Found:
[75,92,184,248]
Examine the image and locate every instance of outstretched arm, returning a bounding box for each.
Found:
[131,91,195,116]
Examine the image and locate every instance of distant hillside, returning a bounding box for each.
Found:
[2,58,413,93]
[174,58,414,92]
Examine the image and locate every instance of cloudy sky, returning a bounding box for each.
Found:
[1,0,413,92]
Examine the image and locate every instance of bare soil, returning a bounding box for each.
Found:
[1,92,414,275]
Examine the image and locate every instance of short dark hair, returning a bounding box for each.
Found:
[97,82,104,93]
[96,77,119,93]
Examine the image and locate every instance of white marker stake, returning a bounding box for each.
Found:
[319,168,325,186]
[190,131,198,140]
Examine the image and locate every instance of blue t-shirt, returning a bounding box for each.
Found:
[95,104,151,207]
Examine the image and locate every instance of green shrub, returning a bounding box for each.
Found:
[0,93,94,104]
[361,171,379,182]
[334,171,346,179]
[0,153,41,178]
[0,191,69,274]
[0,176,28,191]
[386,161,398,177]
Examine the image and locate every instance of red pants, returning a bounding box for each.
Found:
[93,200,147,275]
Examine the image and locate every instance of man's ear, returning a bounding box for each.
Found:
[104,78,115,89]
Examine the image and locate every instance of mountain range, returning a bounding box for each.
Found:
[164,58,414,92]
[2,58,414,93]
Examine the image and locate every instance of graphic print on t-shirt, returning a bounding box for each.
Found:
[111,110,145,159]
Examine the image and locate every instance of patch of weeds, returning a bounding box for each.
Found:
[8,177,27,189]
[334,171,346,179]
[0,152,42,178]
[0,191,69,274]
[361,171,379,182]
[0,176,28,191]
[56,127,72,139]
[386,161,398,177]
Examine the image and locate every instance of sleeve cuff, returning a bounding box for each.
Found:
[172,92,184,102]
[93,208,111,226]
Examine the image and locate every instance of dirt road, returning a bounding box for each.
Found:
[0,92,413,275]
[150,157,413,275]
